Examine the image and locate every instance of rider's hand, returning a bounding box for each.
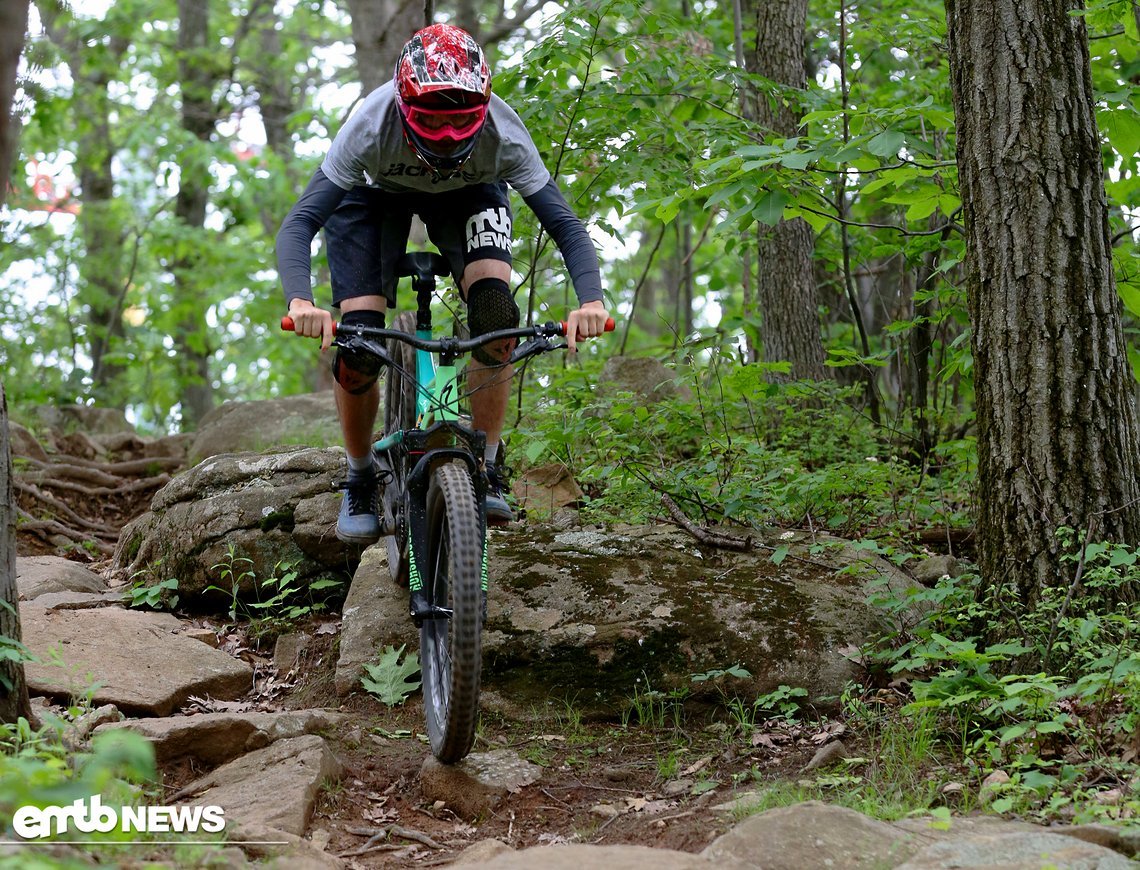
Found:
[288,298,335,352]
[565,300,609,353]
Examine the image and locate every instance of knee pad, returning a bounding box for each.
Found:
[467,277,519,366]
[332,309,386,394]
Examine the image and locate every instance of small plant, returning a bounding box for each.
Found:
[126,576,179,611]
[621,674,688,729]
[361,644,422,706]
[206,544,256,620]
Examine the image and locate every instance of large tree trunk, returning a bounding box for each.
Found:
[0,382,30,725]
[946,0,1140,605]
[743,0,825,381]
[0,0,28,209]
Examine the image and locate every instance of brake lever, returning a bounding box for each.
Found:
[508,336,559,366]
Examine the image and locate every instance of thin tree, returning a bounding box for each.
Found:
[946,0,1140,606]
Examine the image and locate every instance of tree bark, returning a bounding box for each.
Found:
[743,0,826,381]
[173,0,218,429]
[0,0,28,210]
[344,0,424,94]
[946,0,1140,605]
[0,381,30,725]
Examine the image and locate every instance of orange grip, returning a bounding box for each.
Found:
[560,317,616,337]
[281,316,336,336]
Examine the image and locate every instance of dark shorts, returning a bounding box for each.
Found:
[324,181,513,307]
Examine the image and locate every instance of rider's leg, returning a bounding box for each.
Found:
[462,258,515,455]
[336,296,388,460]
[325,186,409,544]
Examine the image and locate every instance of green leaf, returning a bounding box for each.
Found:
[867,130,905,158]
[361,644,422,706]
[753,190,789,226]
[770,544,790,565]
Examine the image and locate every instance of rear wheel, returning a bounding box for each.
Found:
[420,461,483,763]
[383,312,418,586]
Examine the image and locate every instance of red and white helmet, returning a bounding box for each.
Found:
[394,24,492,175]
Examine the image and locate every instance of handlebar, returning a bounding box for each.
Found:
[280,316,615,353]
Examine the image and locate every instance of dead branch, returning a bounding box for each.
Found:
[16,474,170,497]
[54,455,184,475]
[342,824,444,852]
[660,494,753,552]
[17,458,123,487]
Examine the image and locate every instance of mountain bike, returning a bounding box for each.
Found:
[284,251,612,763]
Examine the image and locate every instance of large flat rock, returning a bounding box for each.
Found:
[334,544,413,695]
[96,709,347,764]
[16,556,106,600]
[180,734,343,837]
[22,607,252,716]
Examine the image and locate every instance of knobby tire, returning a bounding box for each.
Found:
[421,461,483,763]
[383,311,418,586]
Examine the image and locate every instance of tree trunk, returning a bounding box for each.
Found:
[743,0,825,381]
[946,0,1140,605]
[39,3,132,405]
[0,0,28,210]
[0,381,30,725]
[173,0,217,429]
[344,0,424,94]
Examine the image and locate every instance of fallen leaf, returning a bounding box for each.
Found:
[681,755,712,776]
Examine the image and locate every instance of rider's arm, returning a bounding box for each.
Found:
[275,167,350,307]
[522,179,604,305]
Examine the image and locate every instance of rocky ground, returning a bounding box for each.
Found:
[7,398,1140,868]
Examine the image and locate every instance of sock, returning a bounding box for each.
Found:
[346,453,374,473]
[484,443,498,465]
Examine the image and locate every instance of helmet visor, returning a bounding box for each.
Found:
[402,103,487,142]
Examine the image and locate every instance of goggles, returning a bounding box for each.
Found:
[402,103,487,142]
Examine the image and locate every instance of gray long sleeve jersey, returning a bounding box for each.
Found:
[276,83,603,308]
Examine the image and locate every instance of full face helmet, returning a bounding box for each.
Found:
[394,24,492,176]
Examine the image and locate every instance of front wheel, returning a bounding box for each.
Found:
[420,460,484,763]
[383,311,418,586]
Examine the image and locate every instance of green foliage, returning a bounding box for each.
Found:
[361,644,422,706]
[125,576,179,611]
[863,535,1140,824]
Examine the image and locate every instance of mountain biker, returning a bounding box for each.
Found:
[276,24,609,543]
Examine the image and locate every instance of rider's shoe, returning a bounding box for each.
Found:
[483,462,514,526]
[336,466,381,544]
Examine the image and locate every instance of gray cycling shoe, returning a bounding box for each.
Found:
[483,463,515,525]
[336,467,381,544]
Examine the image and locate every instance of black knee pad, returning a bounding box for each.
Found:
[467,277,519,366]
[332,309,386,394]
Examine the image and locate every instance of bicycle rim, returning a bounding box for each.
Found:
[420,461,483,763]
[383,311,418,586]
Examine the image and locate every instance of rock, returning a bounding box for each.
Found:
[512,464,584,517]
[896,831,1135,869]
[22,607,253,716]
[183,627,220,647]
[458,844,714,869]
[702,801,932,869]
[188,394,341,465]
[31,404,135,436]
[25,591,122,610]
[910,554,961,585]
[334,545,414,696]
[273,633,310,675]
[1062,824,1140,858]
[9,421,49,461]
[598,357,693,404]
[420,750,542,819]
[802,740,849,772]
[112,448,353,603]
[96,709,347,765]
[180,734,343,837]
[16,556,106,600]
[448,838,513,865]
[480,526,917,712]
[980,769,1011,803]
